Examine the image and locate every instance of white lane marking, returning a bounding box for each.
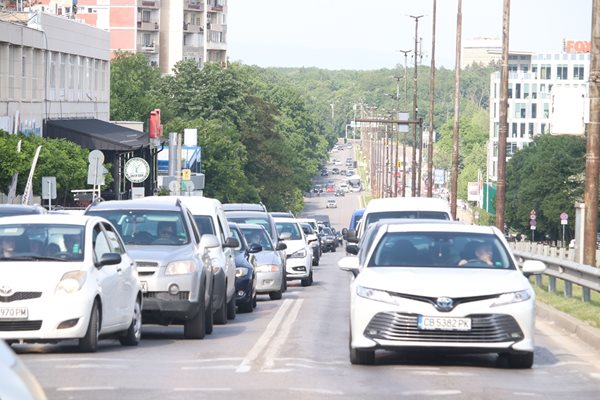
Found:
[261,298,303,371]
[182,365,239,370]
[180,357,243,370]
[512,393,540,397]
[409,370,475,377]
[57,364,126,369]
[283,362,337,370]
[174,388,232,392]
[236,299,294,373]
[179,357,243,364]
[289,388,344,395]
[57,387,117,392]
[400,390,462,396]
[276,357,346,366]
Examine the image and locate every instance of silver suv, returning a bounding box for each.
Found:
[85,197,218,339]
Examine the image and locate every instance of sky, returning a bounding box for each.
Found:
[227,0,593,70]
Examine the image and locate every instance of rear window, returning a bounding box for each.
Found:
[365,210,450,229]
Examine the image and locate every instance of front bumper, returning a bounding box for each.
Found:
[286,257,311,280]
[350,293,536,353]
[256,271,282,293]
[235,275,254,305]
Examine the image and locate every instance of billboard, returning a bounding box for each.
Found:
[550,85,588,135]
[467,182,480,202]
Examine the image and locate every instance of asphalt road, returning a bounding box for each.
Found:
[14,145,600,400]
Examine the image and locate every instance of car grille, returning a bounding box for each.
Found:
[137,261,160,277]
[364,312,524,343]
[143,291,190,301]
[0,320,42,331]
[0,292,42,303]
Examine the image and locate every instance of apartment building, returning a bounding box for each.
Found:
[462,37,502,69]
[487,48,590,180]
[16,0,227,75]
[0,11,110,135]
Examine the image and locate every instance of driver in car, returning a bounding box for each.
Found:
[459,241,493,266]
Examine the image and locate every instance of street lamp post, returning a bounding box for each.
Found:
[398,49,412,197]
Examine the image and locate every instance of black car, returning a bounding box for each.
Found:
[228,222,258,313]
[320,169,329,176]
[320,226,337,253]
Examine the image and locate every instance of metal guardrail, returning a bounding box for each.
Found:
[511,242,600,302]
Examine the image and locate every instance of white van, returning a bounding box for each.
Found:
[176,196,239,324]
[354,197,453,240]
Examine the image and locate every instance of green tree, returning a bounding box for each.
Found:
[505,135,586,240]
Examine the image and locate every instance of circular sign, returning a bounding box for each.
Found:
[124,157,150,183]
[89,149,105,164]
[560,212,568,221]
[530,219,537,226]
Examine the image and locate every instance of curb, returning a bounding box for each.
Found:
[536,301,600,351]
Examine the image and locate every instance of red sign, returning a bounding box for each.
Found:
[564,40,591,54]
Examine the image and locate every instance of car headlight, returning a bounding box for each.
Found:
[356,285,396,305]
[491,289,532,307]
[165,260,197,275]
[236,267,250,277]
[290,249,307,258]
[56,271,87,294]
[256,264,280,273]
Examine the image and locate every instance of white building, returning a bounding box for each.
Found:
[0,12,110,135]
[462,37,502,69]
[487,50,590,180]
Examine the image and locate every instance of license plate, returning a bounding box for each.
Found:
[0,307,28,320]
[140,281,148,293]
[418,315,471,331]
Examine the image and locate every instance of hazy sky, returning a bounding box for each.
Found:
[227,0,593,70]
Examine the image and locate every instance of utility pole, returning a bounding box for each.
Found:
[583,0,599,267]
[409,15,423,197]
[399,49,412,197]
[427,0,437,197]
[496,0,510,233]
[450,0,462,219]
[393,75,402,197]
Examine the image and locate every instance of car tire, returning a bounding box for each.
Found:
[301,270,313,287]
[204,288,214,335]
[238,298,253,313]
[184,281,207,339]
[269,291,283,300]
[214,292,228,325]
[227,295,237,320]
[252,295,257,308]
[119,298,142,346]
[79,301,99,353]
[506,351,534,369]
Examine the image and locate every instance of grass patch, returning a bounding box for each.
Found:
[532,275,600,329]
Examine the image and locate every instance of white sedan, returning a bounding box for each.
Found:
[339,221,546,368]
[0,215,142,352]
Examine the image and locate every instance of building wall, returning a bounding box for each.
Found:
[462,38,501,69]
[0,12,110,135]
[487,51,590,180]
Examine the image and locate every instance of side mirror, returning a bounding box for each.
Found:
[279,232,292,241]
[346,230,358,243]
[98,252,121,267]
[521,259,546,277]
[223,236,239,248]
[345,244,359,255]
[342,228,348,237]
[276,242,287,251]
[338,256,360,278]
[199,234,220,251]
[248,243,263,253]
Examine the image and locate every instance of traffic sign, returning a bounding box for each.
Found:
[560,212,568,221]
[530,219,537,226]
[530,209,536,220]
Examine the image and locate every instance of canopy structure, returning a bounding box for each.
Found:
[44,119,148,151]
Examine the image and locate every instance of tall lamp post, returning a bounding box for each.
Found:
[398,49,412,197]
[409,15,423,197]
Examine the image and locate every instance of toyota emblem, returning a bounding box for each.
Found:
[0,286,13,297]
[436,296,454,311]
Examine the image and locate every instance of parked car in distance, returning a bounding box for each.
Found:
[320,226,338,253]
[239,223,287,300]
[0,214,142,352]
[326,199,338,208]
[228,223,258,313]
[338,221,546,367]
[0,204,47,218]
[299,222,320,266]
[85,197,217,340]
[0,339,47,399]
[176,196,239,324]
[274,217,313,286]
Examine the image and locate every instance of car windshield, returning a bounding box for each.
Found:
[275,222,302,240]
[227,217,271,238]
[367,231,514,270]
[0,223,84,261]
[241,227,273,251]
[228,226,245,254]
[86,210,189,246]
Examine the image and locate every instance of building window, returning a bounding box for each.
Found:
[520,123,526,138]
[494,122,499,137]
[573,64,584,80]
[556,64,568,80]
[532,83,538,99]
[515,83,521,99]
[142,10,151,23]
[541,123,547,133]
[531,64,538,77]
[543,103,549,118]
[493,103,497,119]
[8,45,17,99]
[69,54,76,90]
[49,52,57,95]
[531,103,537,118]
[508,83,513,99]
[21,53,27,100]
[524,83,529,99]
[540,64,551,80]
[515,103,526,119]
[511,122,517,138]
[493,142,498,157]
[494,83,497,98]
[60,52,66,97]
[528,123,534,138]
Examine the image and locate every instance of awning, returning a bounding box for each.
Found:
[44,119,148,151]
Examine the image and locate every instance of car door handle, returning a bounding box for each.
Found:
[117,267,122,272]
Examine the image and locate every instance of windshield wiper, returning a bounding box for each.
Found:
[0,255,67,262]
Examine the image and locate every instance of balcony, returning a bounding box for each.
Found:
[137,20,159,31]
[185,0,204,11]
[138,0,159,9]
[138,43,158,53]
[183,22,203,33]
